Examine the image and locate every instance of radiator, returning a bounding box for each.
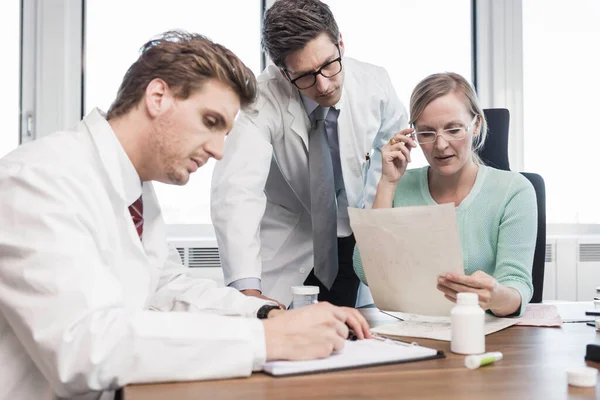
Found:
[166,235,600,301]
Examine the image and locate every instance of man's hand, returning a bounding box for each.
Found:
[241,289,286,309]
[262,302,372,361]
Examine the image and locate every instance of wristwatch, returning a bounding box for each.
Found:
[257,304,282,319]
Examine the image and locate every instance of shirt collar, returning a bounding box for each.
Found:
[84,108,143,206]
[301,95,322,117]
[301,95,341,121]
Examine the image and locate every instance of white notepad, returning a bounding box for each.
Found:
[263,338,443,377]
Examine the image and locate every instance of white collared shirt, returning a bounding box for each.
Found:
[0,109,272,400]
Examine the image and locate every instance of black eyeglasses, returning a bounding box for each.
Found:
[284,45,343,90]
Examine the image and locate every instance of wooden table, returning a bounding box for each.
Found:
[123,309,600,400]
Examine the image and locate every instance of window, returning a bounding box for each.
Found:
[523,0,600,224]
[323,0,473,168]
[85,0,262,224]
[1,1,20,158]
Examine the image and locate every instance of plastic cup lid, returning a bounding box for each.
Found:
[291,285,320,295]
[567,367,598,387]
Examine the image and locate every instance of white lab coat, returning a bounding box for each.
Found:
[0,109,272,400]
[211,57,408,305]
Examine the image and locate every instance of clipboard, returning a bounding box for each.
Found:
[263,337,444,377]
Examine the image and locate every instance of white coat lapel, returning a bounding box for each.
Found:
[82,109,147,255]
[336,85,364,207]
[140,182,167,263]
[275,88,312,212]
[286,89,310,150]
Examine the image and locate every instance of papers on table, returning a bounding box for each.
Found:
[371,312,518,342]
[348,203,463,317]
[516,304,563,326]
[544,301,595,323]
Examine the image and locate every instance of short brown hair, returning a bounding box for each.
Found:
[107,30,257,120]
[410,72,488,165]
[262,0,340,68]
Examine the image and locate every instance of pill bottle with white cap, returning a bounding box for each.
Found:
[451,292,485,355]
[291,286,319,309]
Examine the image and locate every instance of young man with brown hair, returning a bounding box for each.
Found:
[0,30,369,400]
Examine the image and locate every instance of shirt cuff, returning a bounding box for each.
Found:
[229,277,262,292]
[247,317,267,371]
[499,280,532,317]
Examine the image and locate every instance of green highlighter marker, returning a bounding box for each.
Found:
[465,352,503,370]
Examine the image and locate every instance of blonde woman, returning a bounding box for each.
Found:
[354,72,536,317]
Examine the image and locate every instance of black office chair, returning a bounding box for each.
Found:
[520,172,546,304]
[479,108,511,170]
[479,108,546,303]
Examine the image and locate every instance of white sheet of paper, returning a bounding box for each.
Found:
[544,301,595,323]
[348,203,463,316]
[371,312,518,342]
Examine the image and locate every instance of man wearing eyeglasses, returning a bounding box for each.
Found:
[211,0,408,307]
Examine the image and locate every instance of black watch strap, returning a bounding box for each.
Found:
[257,304,281,319]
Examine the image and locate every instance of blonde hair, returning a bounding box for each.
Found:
[409,72,487,165]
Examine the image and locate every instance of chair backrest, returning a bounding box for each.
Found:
[479,108,546,303]
[520,172,546,304]
[479,108,511,171]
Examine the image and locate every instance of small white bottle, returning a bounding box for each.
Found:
[451,292,485,355]
[291,286,319,309]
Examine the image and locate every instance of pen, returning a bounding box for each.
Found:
[584,311,600,316]
[347,329,418,346]
[372,333,418,346]
[347,329,358,341]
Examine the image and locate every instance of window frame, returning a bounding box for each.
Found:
[25,0,592,236]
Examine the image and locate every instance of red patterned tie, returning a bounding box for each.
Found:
[129,196,144,240]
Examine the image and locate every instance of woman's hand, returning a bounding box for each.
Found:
[380,128,416,185]
[372,128,416,209]
[437,270,522,316]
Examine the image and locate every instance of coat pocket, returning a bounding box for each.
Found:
[260,200,301,262]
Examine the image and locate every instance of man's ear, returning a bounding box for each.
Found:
[339,33,345,57]
[144,78,171,118]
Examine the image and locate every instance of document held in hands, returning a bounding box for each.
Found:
[263,338,443,377]
[348,203,463,316]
